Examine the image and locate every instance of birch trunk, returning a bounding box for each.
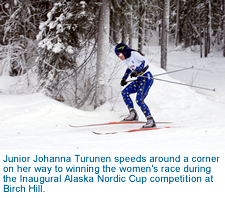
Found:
[95,0,110,108]
[113,12,120,44]
[161,0,169,70]
[129,12,133,47]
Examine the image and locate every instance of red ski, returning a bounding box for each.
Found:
[92,126,171,135]
[69,121,172,128]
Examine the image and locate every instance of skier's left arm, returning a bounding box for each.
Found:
[130,52,149,78]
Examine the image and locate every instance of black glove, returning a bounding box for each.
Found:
[120,78,127,86]
[130,70,138,78]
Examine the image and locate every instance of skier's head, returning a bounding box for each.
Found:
[115,43,129,58]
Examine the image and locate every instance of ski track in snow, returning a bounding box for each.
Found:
[0,47,225,150]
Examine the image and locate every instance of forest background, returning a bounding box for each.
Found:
[0,0,225,109]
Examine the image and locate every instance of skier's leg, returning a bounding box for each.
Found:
[136,75,156,127]
[136,77,153,117]
[121,80,138,109]
[121,80,139,121]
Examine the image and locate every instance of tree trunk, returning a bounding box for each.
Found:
[208,0,213,56]
[223,0,225,57]
[112,11,120,44]
[161,0,169,71]
[184,1,190,48]
[121,1,127,44]
[175,0,181,47]
[158,1,162,46]
[138,1,146,52]
[121,19,128,44]
[95,0,110,108]
[129,10,133,47]
[199,13,203,58]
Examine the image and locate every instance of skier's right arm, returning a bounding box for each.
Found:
[121,68,131,86]
[122,68,131,80]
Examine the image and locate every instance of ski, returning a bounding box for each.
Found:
[93,126,171,135]
[69,121,172,128]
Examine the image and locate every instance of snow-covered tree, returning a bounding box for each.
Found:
[0,0,41,76]
[36,0,99,107]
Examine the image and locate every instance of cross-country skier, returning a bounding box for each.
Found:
[115,43,156,128]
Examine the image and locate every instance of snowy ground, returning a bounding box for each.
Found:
[1,46,225,198]
[0,46,225,150]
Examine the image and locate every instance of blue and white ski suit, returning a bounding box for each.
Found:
[121,51,153,117]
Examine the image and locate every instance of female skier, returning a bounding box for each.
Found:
[115,43,156,128]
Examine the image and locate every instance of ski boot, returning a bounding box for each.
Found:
[123,108,139,121]
[142,115,156,128]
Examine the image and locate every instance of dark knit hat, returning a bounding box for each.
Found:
[115,43,129,56]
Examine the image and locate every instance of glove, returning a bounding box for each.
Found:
[130,70,138,78]
[120,78,127,86]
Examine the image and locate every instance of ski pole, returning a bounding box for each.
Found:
[154,66,194,77]
[152,77,215,92]
[126,75,215,92]
[126,66,194,83]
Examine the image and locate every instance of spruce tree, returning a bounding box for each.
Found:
[36,0,98,106]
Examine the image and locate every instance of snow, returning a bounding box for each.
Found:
[66,45,74,54]
[1,45,225,198]
[0,47,225,150]
[52,41,65,53]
